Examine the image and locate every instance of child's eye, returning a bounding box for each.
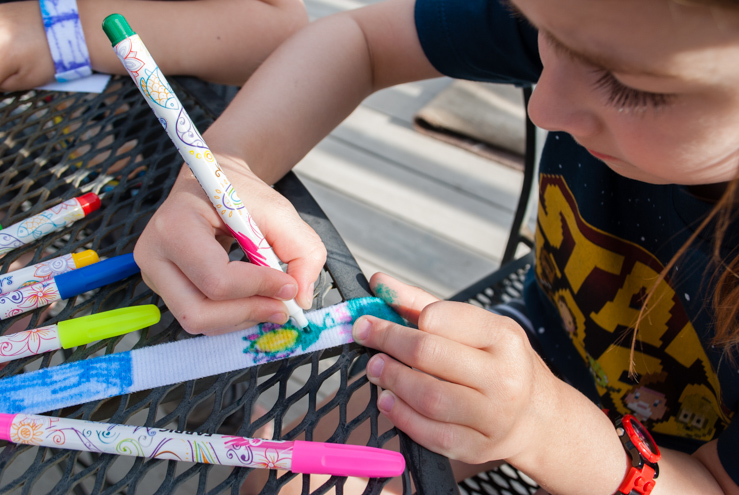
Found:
[593,71,673,111]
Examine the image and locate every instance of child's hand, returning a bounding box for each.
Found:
[133,157,326,336]
[0,2,56,91]
[353,272,562,465]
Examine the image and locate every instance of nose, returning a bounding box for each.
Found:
[527,57,601,140]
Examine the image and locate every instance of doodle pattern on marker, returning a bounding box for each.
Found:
[9,413,296,468]
[0,326,59,360]
[0,200,84,254]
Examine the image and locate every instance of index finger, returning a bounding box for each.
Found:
[370,272,439,325]
[352,315,492,388]
[371,273,519,350]
[146,209,299,302]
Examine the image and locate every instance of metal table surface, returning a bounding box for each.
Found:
[0,76,457,494]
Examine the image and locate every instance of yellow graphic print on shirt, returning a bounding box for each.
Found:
[535,174,731,441]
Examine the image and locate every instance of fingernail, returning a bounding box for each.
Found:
[276,284,298,301]
[367,355,384,378]
[268,312,288,325]
[378,390,395,413]
[353,317,370,343]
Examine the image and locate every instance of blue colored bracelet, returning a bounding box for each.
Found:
[39,0,92,82]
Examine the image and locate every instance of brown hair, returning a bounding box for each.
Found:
[710,179,739,353]
[633,178,739,373]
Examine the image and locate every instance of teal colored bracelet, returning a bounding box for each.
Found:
[39,0,92,82]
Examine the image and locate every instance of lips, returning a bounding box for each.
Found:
[586,148,618,161]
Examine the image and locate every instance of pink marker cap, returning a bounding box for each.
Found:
[75,192,101,216]
[290,440,405,478]
[0,413,15,441]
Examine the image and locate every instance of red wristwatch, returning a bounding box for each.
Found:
[615,414,661,495]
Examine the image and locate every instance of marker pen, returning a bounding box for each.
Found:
[0,254,139,320]
[102,15,309,328]
[0,193,101,256]
[0,250,99,296]
[0,305,160,363]
[0,413,405,478]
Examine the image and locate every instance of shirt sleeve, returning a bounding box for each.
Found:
[414,0,542,85]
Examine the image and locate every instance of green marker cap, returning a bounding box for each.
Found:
[102,13,136,46]
[58,305,161,348]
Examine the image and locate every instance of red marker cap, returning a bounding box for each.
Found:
[75,192,101,216]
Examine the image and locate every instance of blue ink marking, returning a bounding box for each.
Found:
[0,276,14,290]
[346,297,405,325]
[0,352,134,414]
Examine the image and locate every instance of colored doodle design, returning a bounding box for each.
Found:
[223,437,293,469]
[176,109,207,148]
[0,200,84,256]
[0,233,24,255]
[0,255,75,295]
[141,67,178,110]
[18,212,63,240]
[0,288,27,319]
[10,417,44,445]
[17,282,59,313]
[33,254,75,281]
[115,37,145,77]
[8,414,294,469]
[214,185,245,218]
[0,325,59,359]
[243,303,355,363]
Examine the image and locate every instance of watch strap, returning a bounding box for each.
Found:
[618,463,657,495]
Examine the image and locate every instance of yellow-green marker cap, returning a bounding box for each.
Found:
[102,13,136,47]
[71,249,100,269]
[57,305,161,349]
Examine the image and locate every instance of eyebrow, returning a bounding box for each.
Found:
[504,0,673,78]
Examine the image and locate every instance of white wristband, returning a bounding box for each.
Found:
[39,0,92,82]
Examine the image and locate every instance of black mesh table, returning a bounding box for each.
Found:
[0,76,458,494]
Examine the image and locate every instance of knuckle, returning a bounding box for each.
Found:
[176,310,208,335]
[198,273,231,300]
[418,387,448,419]
[410,334,444,364]
[307,242,327,265]
[435,426,457,454]
[148,208,174,234]
[417,300,445,328]
[390,403,412,432]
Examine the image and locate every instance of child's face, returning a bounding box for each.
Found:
[514,0,739,186]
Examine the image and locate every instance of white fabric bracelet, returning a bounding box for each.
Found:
[39,0,92,82]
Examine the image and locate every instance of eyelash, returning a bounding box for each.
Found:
[541,30,674,111]
[593,71,673,111]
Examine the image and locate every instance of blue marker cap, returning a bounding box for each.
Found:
[55,253,140,299]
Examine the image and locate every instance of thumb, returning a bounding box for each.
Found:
[369,272,440,326]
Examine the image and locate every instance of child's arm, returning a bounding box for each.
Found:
[0,0,308,91]
[355,273,739,495]
[133,0,442,334]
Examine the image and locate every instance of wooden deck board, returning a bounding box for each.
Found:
[295,89,524,298]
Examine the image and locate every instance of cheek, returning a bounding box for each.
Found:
[604,109,739,184]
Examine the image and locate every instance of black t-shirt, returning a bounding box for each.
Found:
[415,0,739,484]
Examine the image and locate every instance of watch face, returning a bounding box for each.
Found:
[623,415,661,463]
